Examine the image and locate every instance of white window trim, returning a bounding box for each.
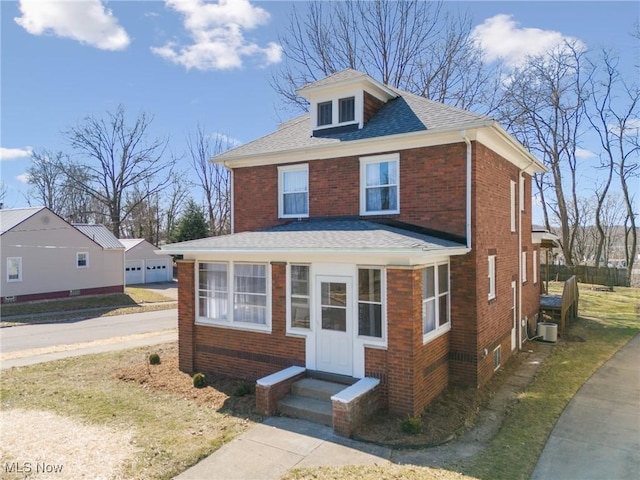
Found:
[359,153,400,216]
[510,180,517,232]
[286,263,312,335]
[520,175,525,212]
[422,261,451,344]
[488,255,496,301]
[77,252,89,269]
[522,251,528,284]
[533,250,538,284]
[311,90,363,131]
[278,164,309,219]
[356,266,387,346]
[7,257,22,283]
[494,345,502,371]
[196,261,272,333]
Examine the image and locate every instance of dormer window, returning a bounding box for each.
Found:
[339,97,355,123]
[318,101,332,126]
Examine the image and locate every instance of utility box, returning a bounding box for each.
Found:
[537,322,558,343]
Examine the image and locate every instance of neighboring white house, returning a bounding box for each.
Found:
[120,238,173,285]
[1,207,125,303]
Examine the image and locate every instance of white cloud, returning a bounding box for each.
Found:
[152,0,282,70]
[575,148,596,159]
[0,147,32,161]
[17,173,31,184]
[472,14,584,69]
[14,0,130,51]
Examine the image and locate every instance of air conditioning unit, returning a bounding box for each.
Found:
[537,322,558,343]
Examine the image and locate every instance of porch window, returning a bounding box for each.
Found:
[422,262,450,342]
[7,257,22,282]
[278,164,308,218]
[290,265,310,329]
[360,154,399,215]
[198,262,270,329]
[358,268,382,338]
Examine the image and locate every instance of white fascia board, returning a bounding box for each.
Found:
[476,125,547,174]
[297,76,397,101]
[216,121,494,169]
[166,246,470,266]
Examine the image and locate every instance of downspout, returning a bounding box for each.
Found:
[461,131,472,249]
[227,165,234,234]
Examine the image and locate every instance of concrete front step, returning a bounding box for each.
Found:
[278,394,333,426]
[292,378,346,401]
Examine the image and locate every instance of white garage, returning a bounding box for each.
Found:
[120,239,173,285]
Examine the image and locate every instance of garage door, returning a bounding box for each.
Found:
[145,259,170,283]
[125,261,144,285]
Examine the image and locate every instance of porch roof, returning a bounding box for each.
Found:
[161,219,468,258]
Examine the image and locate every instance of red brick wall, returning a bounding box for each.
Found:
[177,259,195,373]
[189,262,306,380]
[233,144,467,238]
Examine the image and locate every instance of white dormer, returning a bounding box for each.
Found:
[297,69,397,135]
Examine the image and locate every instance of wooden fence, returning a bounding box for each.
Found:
[541,264,629,287]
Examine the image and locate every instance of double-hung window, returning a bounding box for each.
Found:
[533,250,538,284]
[289,265,310,329]
[198,262,269,329]
[279,164,309,218]
[510,180,517,232]
[358,268,383,339]
[360,154,399,215]
[7,257,22,282]
[522,251,527,284]
[422,262,450,342]
[488,255,496,300]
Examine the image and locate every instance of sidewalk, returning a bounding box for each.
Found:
[531,333,640,480]
[175,344,553,479]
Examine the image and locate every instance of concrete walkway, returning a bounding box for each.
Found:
[531,333,640,480]
[175,336,640,480]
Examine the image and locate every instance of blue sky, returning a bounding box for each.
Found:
[1,1,638,222]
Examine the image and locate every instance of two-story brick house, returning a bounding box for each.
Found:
[163,69,545,423]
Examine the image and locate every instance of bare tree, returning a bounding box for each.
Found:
[498,41,590,265]
[25,150,68,214]
[271,0,496,113]
[163,172,191,243]
[186,125,232,236]
[63,105,174,237]
[0,182,7,209]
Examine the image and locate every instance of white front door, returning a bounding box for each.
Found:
[315,275,353,376]
[511,281,517,350]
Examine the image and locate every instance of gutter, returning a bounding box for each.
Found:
[518,156,537,350]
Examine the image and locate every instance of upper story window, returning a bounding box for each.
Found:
[360,153,399,215]
[339,96,355,123]
[7,257,22,282]
[488,255,496,301]
[510,180,517,232]
[278,164,309,218]
[317,101,332,126]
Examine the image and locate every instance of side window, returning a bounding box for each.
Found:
[422,262,450,342]
[278,164,309,218]
[339,97,355,123]
[7,257,22,282]
[360,154,400,215]
[522,251,527,284]
[510,180,516,232]
[488,255,496,300]
[77,252,89,268]
[290,265,310,329]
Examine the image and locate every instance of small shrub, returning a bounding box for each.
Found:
[234,382,252,397]
[401,416,422,435]
[193,372,206,389]
[148,353,161,365]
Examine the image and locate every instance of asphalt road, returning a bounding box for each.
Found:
[0,309,177,368]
